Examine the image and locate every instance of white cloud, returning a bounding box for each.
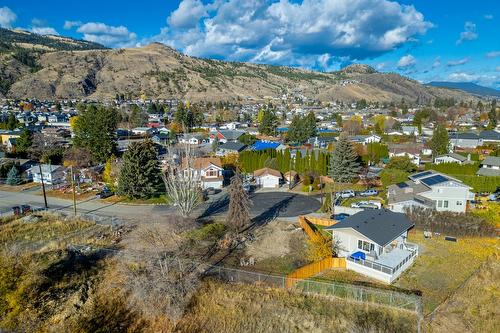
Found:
[31,27,59,36]
[448,72,477,82]
[484,14,493,20]
[432,57,441,68]
[447,57,469,67]
[154,0,432,66]
[486,51,500,58]
[447,72,499,88]
[0,6,16,28]
[456,21,478,44]
[64,20,82,30]
[167,0,208,29]
[397,54,416,68]
[77,22,137,47]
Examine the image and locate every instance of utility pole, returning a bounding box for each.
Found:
[70,166,77,215]
[39,164,48,209]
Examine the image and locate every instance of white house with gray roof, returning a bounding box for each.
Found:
[325,210,418,283]
[434,153,471,165]
[387,170,474,213]
[449,132,483,148]
[476,156,500,177]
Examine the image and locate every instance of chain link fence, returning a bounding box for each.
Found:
[203,263,421,313]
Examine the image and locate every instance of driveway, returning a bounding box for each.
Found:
[199,191,322,222]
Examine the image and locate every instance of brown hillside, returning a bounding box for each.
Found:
[3,42,477,102]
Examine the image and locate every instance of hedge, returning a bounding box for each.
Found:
[425,162,479,175]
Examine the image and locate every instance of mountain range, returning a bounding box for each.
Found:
[0,28,482,103]
[427,81,500,98]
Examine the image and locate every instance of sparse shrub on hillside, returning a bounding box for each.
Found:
[404,206,496,236]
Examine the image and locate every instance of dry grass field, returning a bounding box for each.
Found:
[176,280,417,333]
[426,255,500,333]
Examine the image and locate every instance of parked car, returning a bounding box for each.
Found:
[336,190,355,199]
[243,184,254,193]
[359,189,378,197]
[330,213,350,221]
[96,189,114,199]
[351,201,382,209]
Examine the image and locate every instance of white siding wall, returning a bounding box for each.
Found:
[257,175,280,188]
[420,183,469,213]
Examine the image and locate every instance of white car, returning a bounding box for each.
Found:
[359,189,378,197]
[336,190,355,199]
[351,201,382,209]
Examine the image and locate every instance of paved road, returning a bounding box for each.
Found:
[0,189,321,223]
[0,190,174,222]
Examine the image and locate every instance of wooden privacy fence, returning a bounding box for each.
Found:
[299,216,319,239]
[304,216,337,227]
[286,257,346,288]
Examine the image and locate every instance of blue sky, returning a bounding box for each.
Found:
[1,0,499,88]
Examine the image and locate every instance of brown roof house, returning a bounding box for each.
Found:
[183,157,224,189]
[254,167,282,188]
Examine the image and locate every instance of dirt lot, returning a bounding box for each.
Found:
[243,220,308,274]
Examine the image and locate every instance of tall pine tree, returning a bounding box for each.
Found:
[429,125,449,157]
[117,140,162,199]
[6,166,21,186]
[329,133,360,182]
[227,174,252,231]
[73,105,118,163]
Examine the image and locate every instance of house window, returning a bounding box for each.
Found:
[437,200,442,208]
[443,201,449,208]
[357,240,374,252]
[206,170,218,177]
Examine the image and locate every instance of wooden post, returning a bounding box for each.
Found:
[38,164,48,209]
[70,166,77,215]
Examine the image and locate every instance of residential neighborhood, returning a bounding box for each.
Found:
[0,1,499,331]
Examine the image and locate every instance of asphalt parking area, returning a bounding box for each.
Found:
[248,192,321,218]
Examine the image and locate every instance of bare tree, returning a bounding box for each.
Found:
[117,221,201,323]
[163,144,202,218]
[227,173,251,231]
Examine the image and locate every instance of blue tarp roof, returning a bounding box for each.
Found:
[251,141,280,151]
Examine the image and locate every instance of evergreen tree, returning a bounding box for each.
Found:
[304,112,317,138]
[117,140,162,199]
[73,105,118,163]
[15,128,33,156]
[287,115,305,143]
[258,109,277,135]
[328,133,361,182]
[212,137,219,153]
[429,125,449,157]
[227,174,252,231]
[487,105,498,129]
[6,166,21,186]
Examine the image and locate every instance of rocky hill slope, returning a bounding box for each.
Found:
[1,39,477,102]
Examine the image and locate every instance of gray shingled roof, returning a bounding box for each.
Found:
[476,167,500,177]
[218,141,247,152]
[479,130,500,141]
[481,156,500,167]
[450,132,480,140]
[325,210,414,246]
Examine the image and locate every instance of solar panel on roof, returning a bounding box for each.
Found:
[411,171,433,179]
[397,182,409,188]
[421,175,448,186]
